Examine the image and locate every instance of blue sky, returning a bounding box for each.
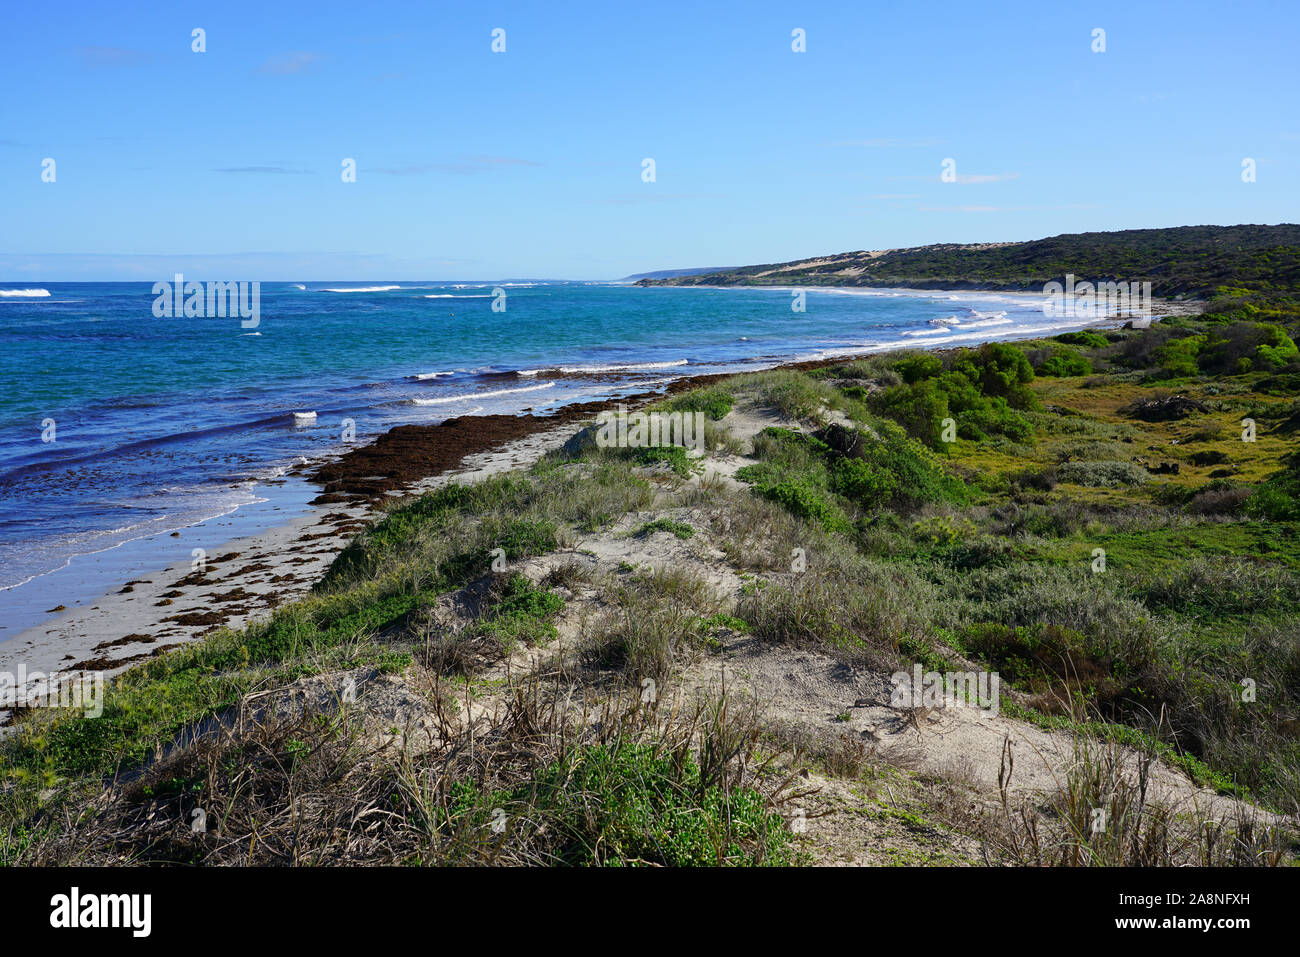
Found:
[2,0,1296,280]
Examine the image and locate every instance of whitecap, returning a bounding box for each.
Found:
[408,382,555,405]
[556,359,689,374]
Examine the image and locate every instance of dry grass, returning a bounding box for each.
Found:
[15,671,801,867]
[971,729,1291,867]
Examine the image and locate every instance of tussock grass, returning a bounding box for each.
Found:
[725,369,845,423]
[419,573,564,677]
[977,730,1289,866]
[13,679,798,867]
[579,566,719,690]
[654,386,735,421]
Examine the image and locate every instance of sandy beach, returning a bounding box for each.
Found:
[0,416,595,715]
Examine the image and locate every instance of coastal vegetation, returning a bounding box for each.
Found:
[2,300,1298,866]
[737,317,1300,811]
[635,224,1300,306]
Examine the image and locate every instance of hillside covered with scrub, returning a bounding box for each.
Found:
[636,224,1300,302]
[3,284,1299,867]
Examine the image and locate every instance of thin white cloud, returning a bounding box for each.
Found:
[950,172,1021,184]
[587,192,720,206]
[919,202,1099,213]
[892,171,1023,184]
[373,156,541,175]
[214,166,313,175]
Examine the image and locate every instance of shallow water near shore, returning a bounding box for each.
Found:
[0,280,1095,639]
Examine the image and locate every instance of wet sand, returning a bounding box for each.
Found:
[0,402,649,715]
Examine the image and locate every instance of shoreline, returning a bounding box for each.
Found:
[645,281,1204,316]
[0,413,633,710]
[0,303,1186,706]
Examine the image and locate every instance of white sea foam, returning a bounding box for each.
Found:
[292,411,317,424]
[412,371,456,380]
[424,294,491,299]
[321,285,400,293]
[961,311,1013,328]
[895,317,1094,350]
[0,288,51,298]
[557,359,689,374]
[924,309,1013,332]
[408,382,556,405]
[613,376,679,388]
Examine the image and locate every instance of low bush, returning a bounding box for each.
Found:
[1056,460,1151,488]
[1053,330,1110,349]
[1037,349,1093,378]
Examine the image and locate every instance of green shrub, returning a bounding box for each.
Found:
[1038,350,1093,378]
[493,573,564,622]
[844,421,968,508]
[739,423,965,521]
[1256,327,1300,368]
[1153,334,1205,378]
[955,399,1034,443]
[469,574,566,648]
[1246,453,1300,521]
[1056,460,1150,488]
[1053,330,1109,349]
[954,342,1038,409]
[749,478,849,532]
[874,379,949,446]
[829,457,899,507]
[1198,322,1300,374]
[894,353,944,383]
[874,343,1039,446]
